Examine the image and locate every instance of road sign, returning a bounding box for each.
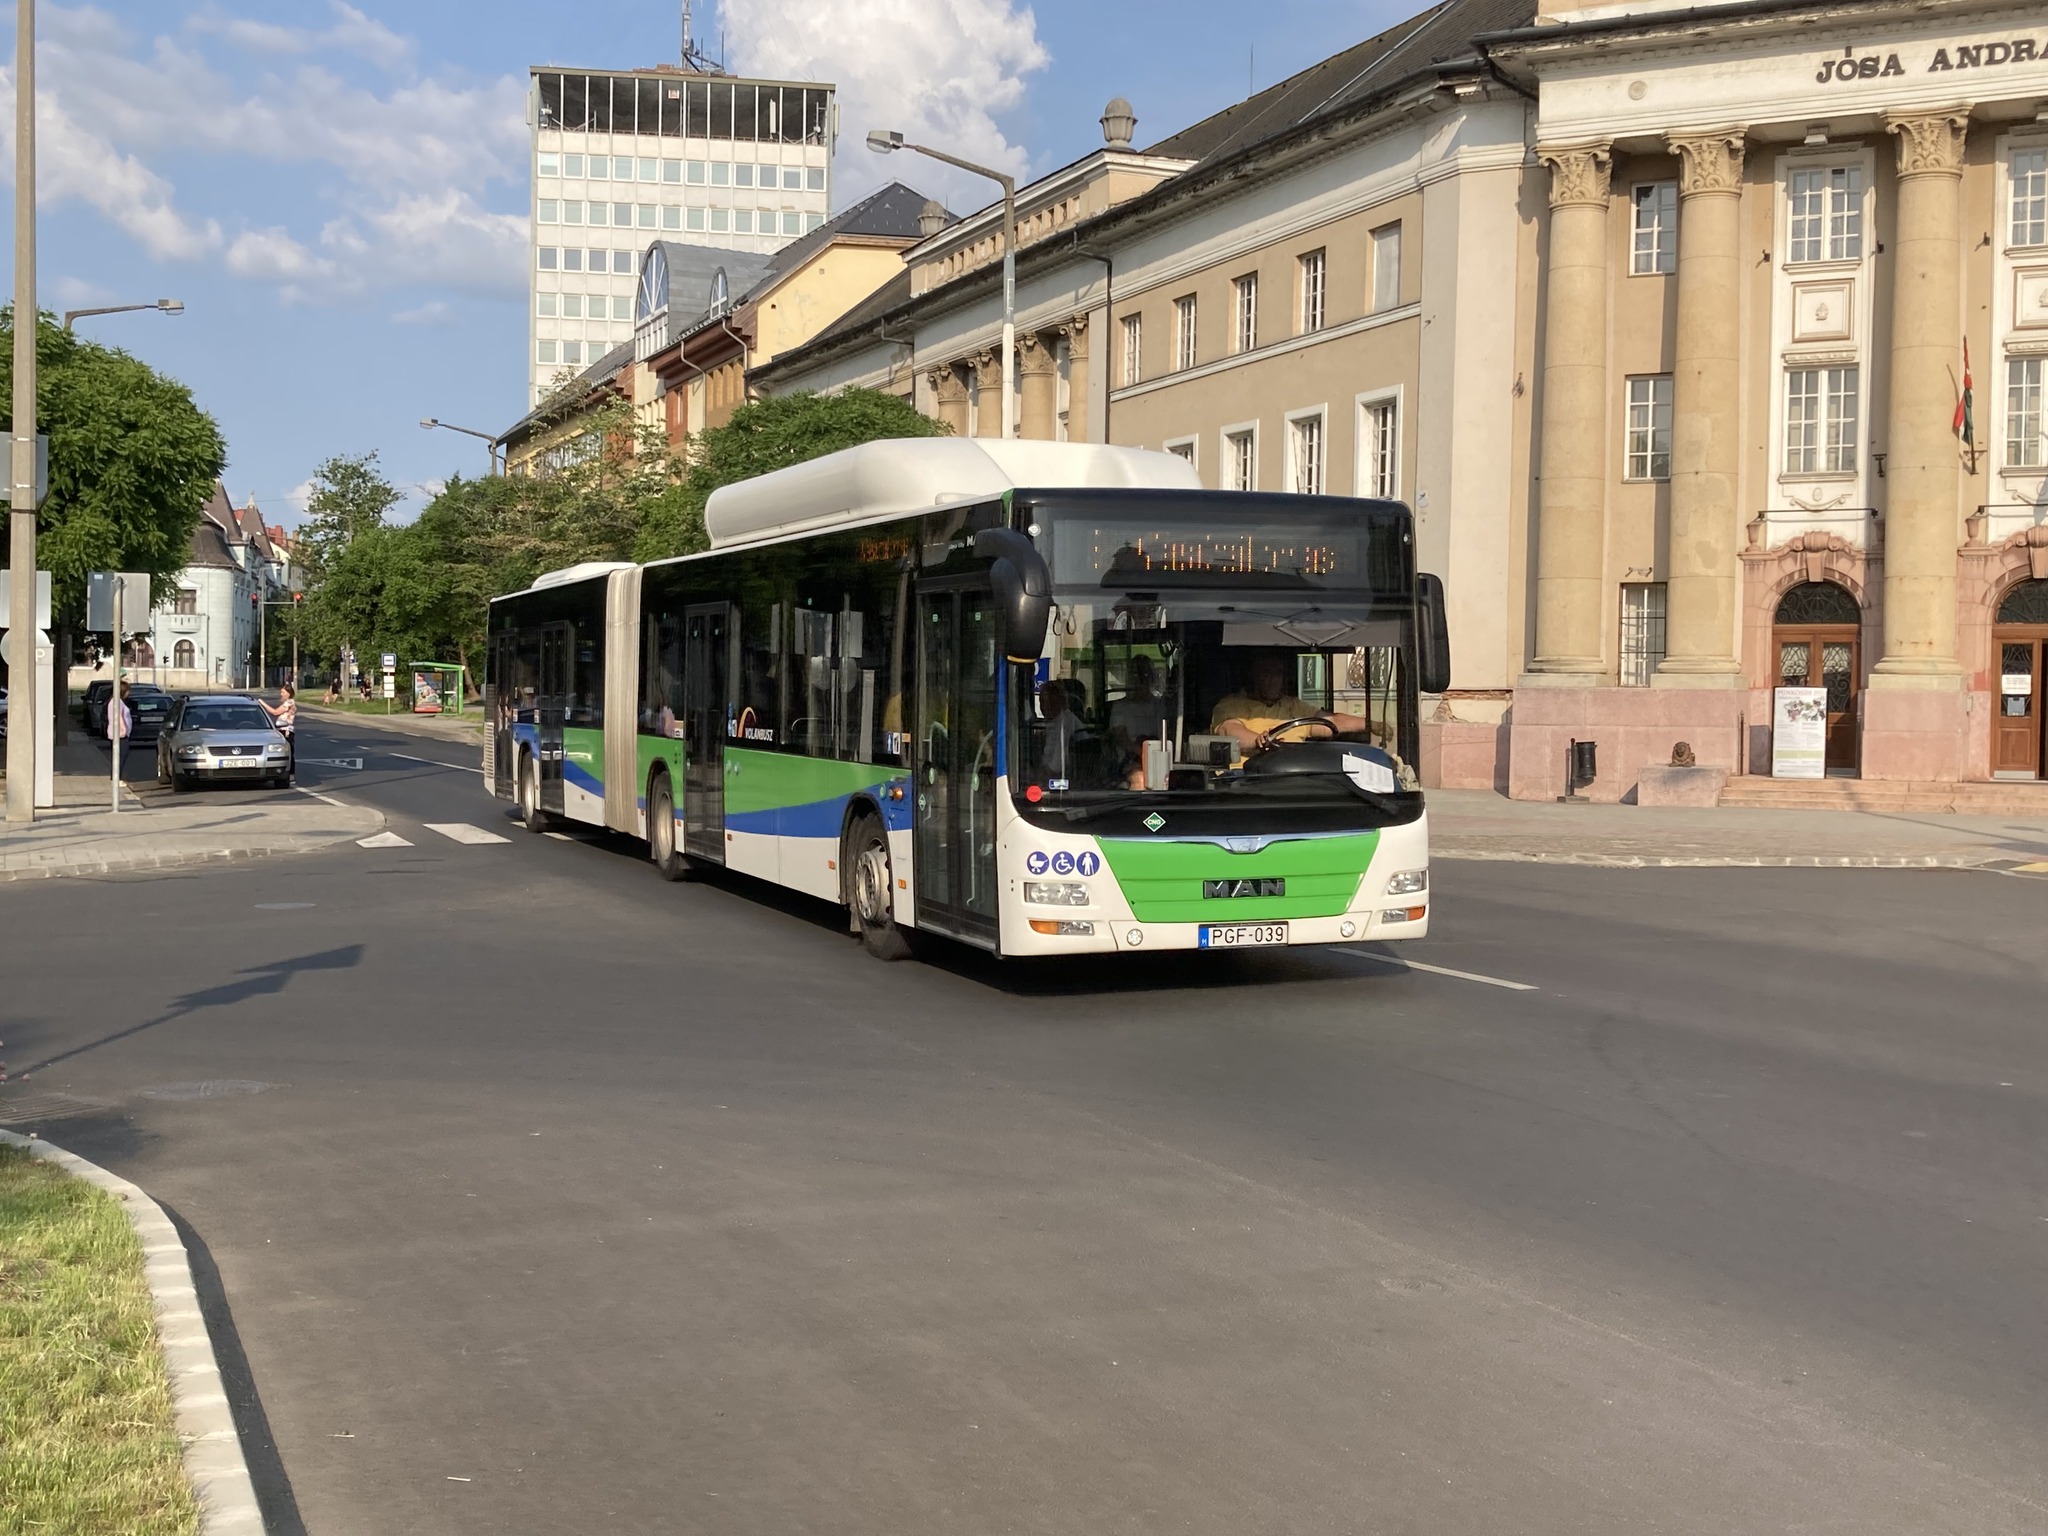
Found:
[381,652,397,672]
[381,673,396,700]
[0,569,51,630]
[86,572,152,633]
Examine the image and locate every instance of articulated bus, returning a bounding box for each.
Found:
[486,439,1450,961]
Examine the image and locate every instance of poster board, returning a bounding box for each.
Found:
[1771,687,1828,778]
[412,671,443,714]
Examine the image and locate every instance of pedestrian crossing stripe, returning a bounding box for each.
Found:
[424,822,511,845]
[357,831,413,848]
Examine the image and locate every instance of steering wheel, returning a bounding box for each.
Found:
[1254,716,1340,750]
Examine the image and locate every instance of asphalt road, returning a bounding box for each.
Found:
[4,711,2044,1534]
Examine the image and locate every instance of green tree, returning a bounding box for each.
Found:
[634,388,946,562]
[297,451,401,580]
[0,307,226,615]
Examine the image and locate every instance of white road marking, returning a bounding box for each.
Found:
[293,786,349,808]
[298,757,364,770]
[543,831,574,841]
[356,831,414,849]
[1335,948,1538,992]
[424,822,511,846]
[388,751,484,775]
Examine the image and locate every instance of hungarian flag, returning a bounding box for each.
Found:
[1954,338,1975,447]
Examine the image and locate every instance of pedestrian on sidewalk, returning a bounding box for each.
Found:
[112,681,133,748]
[262,684,298,778]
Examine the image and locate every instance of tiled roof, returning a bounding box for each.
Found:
[185,517,242,572]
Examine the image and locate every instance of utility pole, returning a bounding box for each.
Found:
[7,0,38,824]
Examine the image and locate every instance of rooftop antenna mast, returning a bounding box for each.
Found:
[680,0,722,73]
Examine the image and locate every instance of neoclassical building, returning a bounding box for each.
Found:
[754,0,2048,798]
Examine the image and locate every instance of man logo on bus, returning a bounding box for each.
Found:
[1076,851,1101,877]
[1026,851,1050,875]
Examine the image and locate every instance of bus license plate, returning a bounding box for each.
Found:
[1199,922,1288,949]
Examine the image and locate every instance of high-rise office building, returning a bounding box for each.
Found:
[527,67,836,403]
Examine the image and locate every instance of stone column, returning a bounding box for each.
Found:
[1656,130,1747,685]
[1018,332,1059,441]
[970,350,1003,437]
[1061,316,1092,442]
[928,365,969,437]
[1875,109,1969,681]
[1527,143,1613,678]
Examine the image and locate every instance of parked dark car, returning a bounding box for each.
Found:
[82,679,173,741]
[156,694,294,790]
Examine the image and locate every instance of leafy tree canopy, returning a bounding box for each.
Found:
[0,307,226,617]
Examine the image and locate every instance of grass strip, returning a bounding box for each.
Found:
[0,1144,197,1536]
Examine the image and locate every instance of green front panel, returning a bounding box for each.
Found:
[563,726,605,793]
[1097,833,1379,923]
[724,747,899,818]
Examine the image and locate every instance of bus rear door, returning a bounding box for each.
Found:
[538,623,570,814]
[913,584,999,946]
[682,602,732,861]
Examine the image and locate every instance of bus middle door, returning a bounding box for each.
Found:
[913,584,999,946]
[682,602,733,861]
[538,622,570,814]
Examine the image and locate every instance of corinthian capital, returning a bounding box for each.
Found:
[1667,130,1747,197]
[1017,331,1058,378]
[1058,312,1089,360]
[1538,142,1612,209]
[1886,110,1969,178]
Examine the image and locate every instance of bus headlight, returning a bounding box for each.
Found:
[1028,919,1095,936]
[1381,906,1427,923]
[1384,869,1428,896]
[1024,881,1089,906]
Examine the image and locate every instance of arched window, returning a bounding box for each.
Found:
[1995,579,2048,626]
[173,640,195,668]
[1773,581,1861,626]
[635,244,669,323]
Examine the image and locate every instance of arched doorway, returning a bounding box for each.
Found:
[173,639,195,669]
[1774,581,1862,773]
[1992,578,2048,778]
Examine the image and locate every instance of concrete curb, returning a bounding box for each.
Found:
[0,1127,263,1536]
[1434,848,2007,870]
[0,837,368,883]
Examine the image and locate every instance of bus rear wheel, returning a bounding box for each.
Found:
[847,812,912,961]
[648,772,688,882]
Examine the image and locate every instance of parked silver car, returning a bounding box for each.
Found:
[156,694,293,790]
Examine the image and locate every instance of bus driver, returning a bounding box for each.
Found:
[1211,650,1377,755]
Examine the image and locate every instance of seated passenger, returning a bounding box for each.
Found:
[1035,679,1082,778]
[1110,655,1172,754]
[1211,651,1375,754]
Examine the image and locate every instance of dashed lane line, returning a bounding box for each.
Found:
[1335,948,1539,992]
[424,823,511,846]
[386,751,484,775]
[293,786,350,809]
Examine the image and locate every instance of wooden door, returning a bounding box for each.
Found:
[1992,635,2044,778]
[1776,628,1859,773]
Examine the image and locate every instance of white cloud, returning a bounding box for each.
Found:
[4,4,528,301]
[720,0,1048,209]
[390,300,454,326]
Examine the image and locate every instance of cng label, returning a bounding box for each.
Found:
[1143,812,1166,832]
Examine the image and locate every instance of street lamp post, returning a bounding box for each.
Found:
[63,298,183,331]
[866,129,1016,440]
[7,0,37,823]
[421,418,503,476]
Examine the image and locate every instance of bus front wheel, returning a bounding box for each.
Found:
[648,772,688,881]
[847,813,912,961]
[519,756,548,833]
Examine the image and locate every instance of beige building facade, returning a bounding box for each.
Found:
[756,0,2048,800]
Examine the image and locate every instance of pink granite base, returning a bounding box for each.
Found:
[1859,686,1969,782]
[1506,685,1746,803]
[1633,764,1731,806]
[1419,721,1508,792]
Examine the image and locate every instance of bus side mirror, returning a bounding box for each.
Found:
[1417,573,1451,695]
[975,528,1052,665]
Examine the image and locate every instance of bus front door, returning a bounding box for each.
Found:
[682,602,732,861]
[538,623,569,814]
[913,585,999,945]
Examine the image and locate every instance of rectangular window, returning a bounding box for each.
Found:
[538,247,558,270]
[1224,428,1256,491]
[1359,397,1399,498]
[563,201,584,225]
[638,157,658,182]
[661,204,681,230]
[2014,148,2048,248]
[1165,439,1195,467]
[735,163,755,188]
[1369,223,1402,312]
[561,248,581,271]
[783,211,802,235]
[805,212,824,232]
[711,161,730,186]
[2009,357,2046,468]
[637,204,656,228]
[735,209,754,233]
[1625,375,1673,481]
[614,295,632,321]
[1298,249,1326,334]
[686,206,707,231]
[686,160,707,185]
[711,208,729,232]
[1174,295,1197,370]
[1233,273,1257,353]
[563,340,583,366]
[562,293,583,319]
[587,155,607,181]
[784,167,803,190]
[537,339,557,364]
[1787,165,1864,263]
[612,250,631,274]
[538,152,559,178]
[536,292,557,317]
[175,588,197,615]
[1631,181,1677,275]
[662,158,682,183]
[537,199,558,224]
[1784,366,1860,473]
[562,153,584,178]
[1121,313,1142,386]
[1619,583,1668,687]
[613,202,631,226]
[807,166,826,191]
[614,156,634,180]
[1288,411,1324,495]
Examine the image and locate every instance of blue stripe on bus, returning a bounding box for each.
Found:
[725,787,912,840]
[564,759,602,797]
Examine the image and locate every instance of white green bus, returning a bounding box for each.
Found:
[487,439,1450,960]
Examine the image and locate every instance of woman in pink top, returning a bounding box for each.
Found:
[262,684,297,778]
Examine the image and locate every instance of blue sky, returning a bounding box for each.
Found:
[3,0,1414,525]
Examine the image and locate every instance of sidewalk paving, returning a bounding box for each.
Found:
[0,735,381,882]
[1427,786,2048,871]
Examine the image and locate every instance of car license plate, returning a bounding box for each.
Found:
[1198,922,1288,949]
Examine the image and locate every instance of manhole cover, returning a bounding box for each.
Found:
[0,1091,115,1125]
[135,1080,284,1102]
